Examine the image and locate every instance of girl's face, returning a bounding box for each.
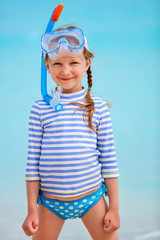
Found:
[44,54,90,93]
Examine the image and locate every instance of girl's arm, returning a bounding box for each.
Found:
[26,181,40,213]
[104,178,120,233]
[23,101,43,236]
[104,178,119,210]
[96,101,120,232]
[22,181,40,236]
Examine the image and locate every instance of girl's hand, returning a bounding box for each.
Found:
[22,211,39,236]
[103,208,120,233]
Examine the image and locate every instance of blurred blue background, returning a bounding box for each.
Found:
[0,0,160,239]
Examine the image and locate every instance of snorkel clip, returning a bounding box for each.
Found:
[50,85,63,111]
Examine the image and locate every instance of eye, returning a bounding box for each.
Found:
[71,61,79,64]
[53,62,62,65]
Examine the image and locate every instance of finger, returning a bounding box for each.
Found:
[32,225,39,233]
[104,217,110,228]
[22,224,33,236]
[23,222,37,236]
[30,221,39,234]
[104,226,112,233]
[114,224,120,231]
[32,220,39,229]
[25,226,38,236]
[104,222,114,233]
[32,220,39,234]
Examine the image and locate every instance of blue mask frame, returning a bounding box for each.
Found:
[41,5,64,107]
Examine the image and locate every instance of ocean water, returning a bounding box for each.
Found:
[0,0,160,239]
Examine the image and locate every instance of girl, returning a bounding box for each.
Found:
[22,26,120,240]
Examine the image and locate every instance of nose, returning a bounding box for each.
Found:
[61,64,71,76]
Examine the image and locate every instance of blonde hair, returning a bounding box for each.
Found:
[45,25,111,133]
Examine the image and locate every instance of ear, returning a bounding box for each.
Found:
[85,58,91,72]
[44,60,51,74]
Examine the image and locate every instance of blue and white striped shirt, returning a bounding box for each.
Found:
[25,86,119,197]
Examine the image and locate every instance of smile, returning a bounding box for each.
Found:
[60,77,74,81]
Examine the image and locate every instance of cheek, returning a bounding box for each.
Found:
[50,67,58,76]
[75,65,86,75]
[75,69,84,78]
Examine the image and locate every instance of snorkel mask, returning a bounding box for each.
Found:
[41,5,87,111]
[41,28,88,60]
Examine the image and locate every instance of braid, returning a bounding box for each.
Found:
[65,65,98,133]
[84,65,97,132]
[87,66,92,89]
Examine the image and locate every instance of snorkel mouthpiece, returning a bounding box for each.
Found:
[50,85,63,111]
[41,4,64,111]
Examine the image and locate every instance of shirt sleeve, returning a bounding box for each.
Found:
[97,101,119,178]
[25,101,43,181]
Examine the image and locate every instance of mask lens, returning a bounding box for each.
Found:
[47,35,80,51]
[64,35,80,47]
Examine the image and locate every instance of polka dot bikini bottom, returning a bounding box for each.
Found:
[38,182,107,220]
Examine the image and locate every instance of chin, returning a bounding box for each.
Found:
[61,83,76,89]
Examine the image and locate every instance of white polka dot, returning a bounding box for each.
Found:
[79,210,84,213]
[100,192,102,194]
[60,212,64,215]
[69,206,73,210]
[74,202,78,205]
[79,205,83,208]
[92,196,96,199]
[69,213,74,216]
[49,205,54,208]
[64,203,69,205]
[83,199,87,203]
[46,201,50,204]
[65,210,69,212]
[59,206,64,209]
[75,214,79,216]
[55,202,59,205]
[89,201,93,204]
[55,209,59,211]
[74,210,79,213]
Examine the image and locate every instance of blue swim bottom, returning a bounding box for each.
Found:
[38,182,107,220]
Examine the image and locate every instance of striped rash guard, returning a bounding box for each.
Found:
[25,86,119,197]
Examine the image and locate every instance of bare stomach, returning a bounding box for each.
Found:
[42,186,100,201]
